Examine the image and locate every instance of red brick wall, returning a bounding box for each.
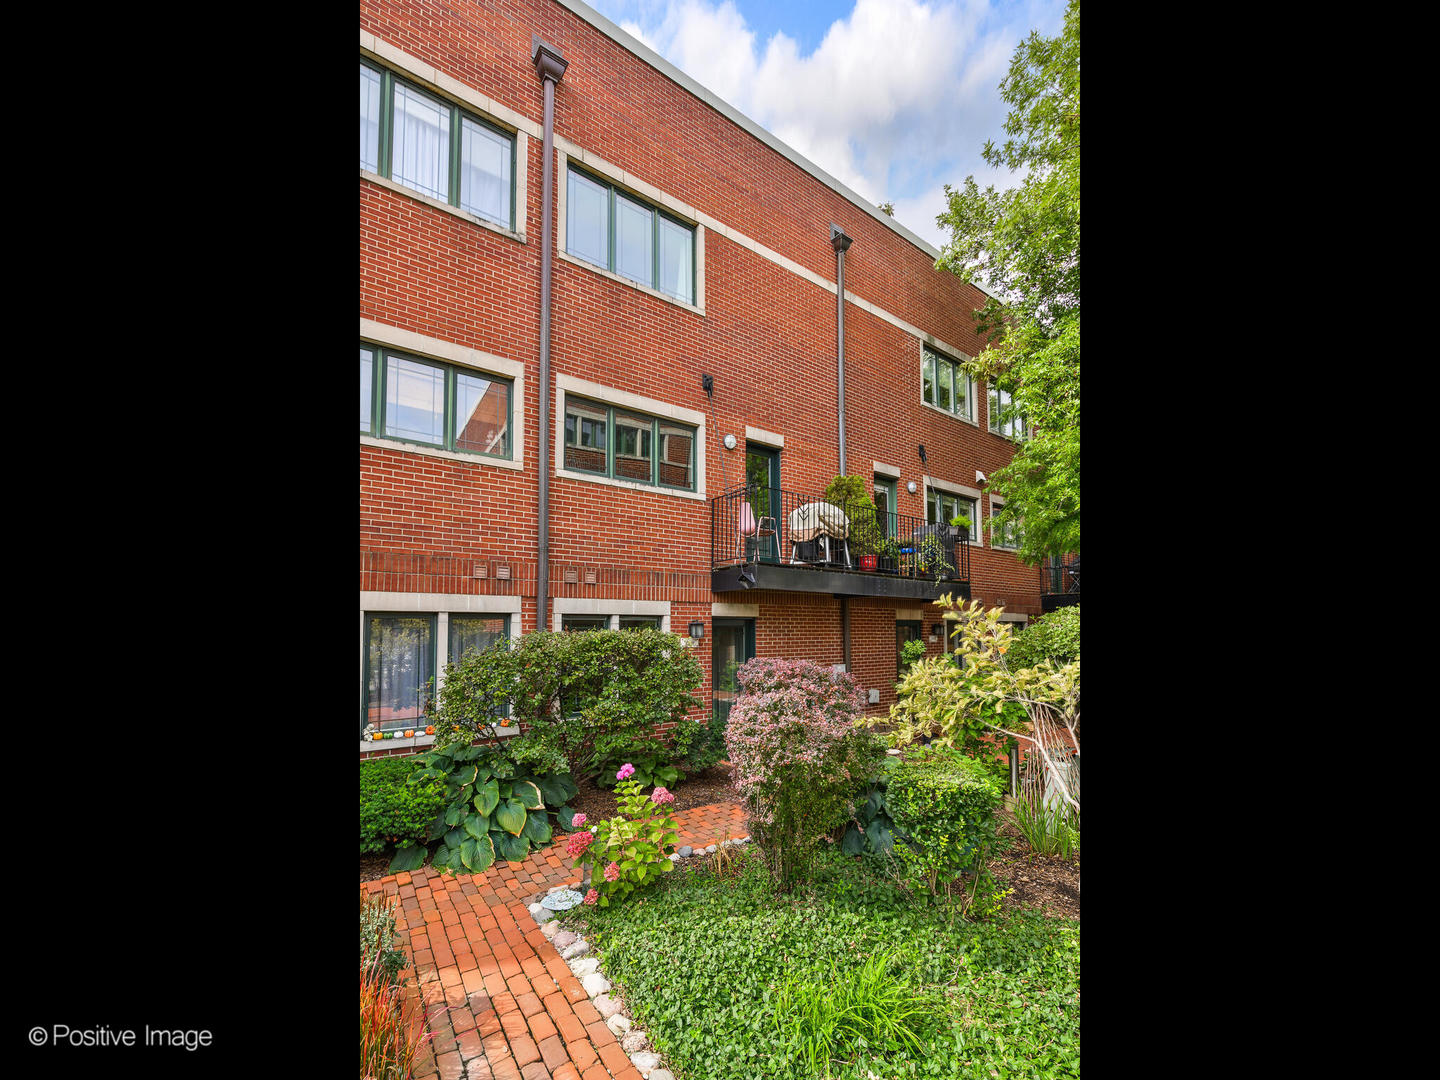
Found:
[360,0,1047,733]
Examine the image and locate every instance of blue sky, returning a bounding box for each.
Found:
[584,0,1068,251]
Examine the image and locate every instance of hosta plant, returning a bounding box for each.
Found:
[569,763,679,907]
[594,750,682,790]
[386,741,579,875]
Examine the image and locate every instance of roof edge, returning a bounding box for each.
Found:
[553,0,996,301]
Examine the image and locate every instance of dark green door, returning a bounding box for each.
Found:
[712,617,756,730]
[745,443,781,563]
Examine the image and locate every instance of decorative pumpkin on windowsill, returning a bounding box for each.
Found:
[404,729,415,738]
[425,725,435,735]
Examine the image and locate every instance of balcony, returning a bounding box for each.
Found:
[1040,554,1080,612]
[710,485,970,600]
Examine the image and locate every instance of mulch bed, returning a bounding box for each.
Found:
[361,764,1079,922]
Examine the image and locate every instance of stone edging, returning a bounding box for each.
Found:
[522,835,751,1080]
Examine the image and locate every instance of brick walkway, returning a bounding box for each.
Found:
[365,801,749,1080]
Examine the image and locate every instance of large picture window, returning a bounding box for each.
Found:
[361,343,512,459]
[365,615,434,733]
[921,346,974,421]
[360,59,516,231]
[563,396,695,490]
[566,165,696,304]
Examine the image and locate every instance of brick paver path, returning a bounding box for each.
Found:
[365,801,749,1080]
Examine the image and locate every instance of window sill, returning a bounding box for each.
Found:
[555,466,706,501]
[360,434,523,471]
[557,248,704,316]
[920,400,980,428]
[359,725,518,755]
[362,170,526,245]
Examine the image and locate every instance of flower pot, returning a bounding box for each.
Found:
[858,555,877,571]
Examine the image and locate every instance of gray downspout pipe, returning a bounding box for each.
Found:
[533,38,568,631]
[830,225,852,477]
[830,226,853,675]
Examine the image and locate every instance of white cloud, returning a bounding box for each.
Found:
[597,0,1054,225]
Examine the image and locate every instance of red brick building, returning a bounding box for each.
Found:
[360,0,1046,758]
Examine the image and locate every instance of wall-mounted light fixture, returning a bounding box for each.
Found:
[976,470,987,485]
[906,480,917,494]
[689,621,705,641]
[723,433,737,450]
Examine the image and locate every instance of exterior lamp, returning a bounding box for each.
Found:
[689,621,705,641]
[906,481,917,494]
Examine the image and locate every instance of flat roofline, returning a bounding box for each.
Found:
[555,0,997,302]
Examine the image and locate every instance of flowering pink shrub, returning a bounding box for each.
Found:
[571,813,587,829]
[565,830,593,859]
[570,778,679,907]
[616,762,636,781]
[726,658,886,888]
[583,888,598,906]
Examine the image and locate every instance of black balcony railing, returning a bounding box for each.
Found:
[1040,554,1080,610]
[710,484,970,585]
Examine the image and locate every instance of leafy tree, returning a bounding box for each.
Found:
[935,0,1079,563]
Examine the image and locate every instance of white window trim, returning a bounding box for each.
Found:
[360,593,522,754]
[360,319,526,471]
[920,341,979,427]
[985,381,1029,441]
[872,460,901,479]
[555,144,706,315]
[990,493,1020,551]
[745,426,784,449]
[554,374,707,500]
[360,39,530,241]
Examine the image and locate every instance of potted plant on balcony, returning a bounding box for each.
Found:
[823,474,880,570]
[948,513,972,542]
[918,533,954,580]
[875,535,902,574]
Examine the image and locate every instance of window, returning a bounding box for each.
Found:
[360,59,515,231]
[563,396,695,490]
[566,165,696,304]
[928,490,977,533]
[449,615,510,660]
[562,615,608,633]
[990,496,1021,550]
[921,346,973,421]
[619,616,662,630]
[364,615,434,733]
[988,386,1028,439]
[361,343,512,458]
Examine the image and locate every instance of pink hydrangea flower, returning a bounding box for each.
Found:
[583,888,598,906]
[616,763,636,781]
[571,813,587,829]
[565,830,593,858]
[604,861,621,882]
[650,786,675,805]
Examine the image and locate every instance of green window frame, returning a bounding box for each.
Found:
[361,342,513,459]
[921,346,974,421]
[360,58,517,231]
[988,385,1029,440]
[565,164,697,305]
[562,395,696,491]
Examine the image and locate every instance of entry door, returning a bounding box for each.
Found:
[712,617,756,729]
[744,443,781,563]
[896,619,923,680]
[874,477,897,539]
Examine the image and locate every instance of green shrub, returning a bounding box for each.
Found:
[594,750,681,790]
[429,628,703,782]
[569,771,679,907]
[1004,605,1080,671]
[886,747,1003,914]
[360,756,447,855]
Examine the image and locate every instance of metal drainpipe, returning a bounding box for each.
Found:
[533,38,568,631]
[830,225,854,675]
[830,224,853,476]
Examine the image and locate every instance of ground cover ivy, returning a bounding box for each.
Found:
[575,846,1079,1080]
